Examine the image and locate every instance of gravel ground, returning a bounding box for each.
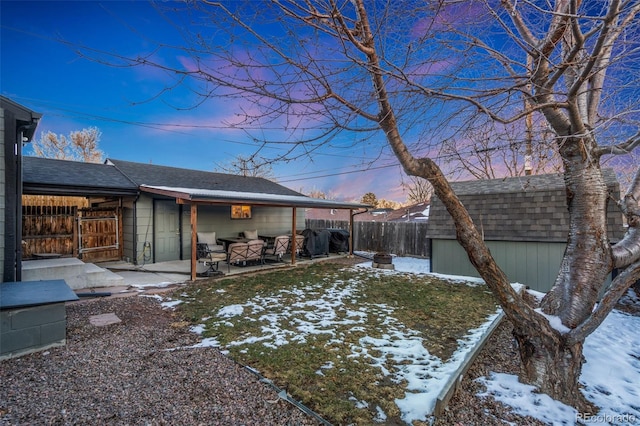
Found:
[2,262,637,425]
[0,296,318,425]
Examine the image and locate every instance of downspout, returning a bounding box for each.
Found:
[132,192,140,264]
[15,123,37,281]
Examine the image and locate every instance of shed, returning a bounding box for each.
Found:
[428,171,625,292]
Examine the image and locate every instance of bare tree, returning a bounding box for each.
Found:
[214,154,276,179]
[441,116,562,180]
[32,127,104,163]
[81,0,640,411]
[402,176,433,204]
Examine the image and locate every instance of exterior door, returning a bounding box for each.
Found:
[154,200,180,262]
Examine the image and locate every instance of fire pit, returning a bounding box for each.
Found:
[372,252,394,270]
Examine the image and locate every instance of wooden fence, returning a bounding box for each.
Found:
[305,219,430,258]
[22,204,122,262]
[22,205,77,258]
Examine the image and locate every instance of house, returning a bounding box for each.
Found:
[428,171,625,292]
[1,97,82,361]
[22,157,368,280]
[1,96,41,282]
[306,202,429,224]
[386,202,430,222]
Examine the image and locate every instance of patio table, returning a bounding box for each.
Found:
[218,237,250,248]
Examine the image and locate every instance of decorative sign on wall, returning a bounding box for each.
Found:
[231,205,252,219]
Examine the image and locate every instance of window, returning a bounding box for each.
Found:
[231,205,252,219]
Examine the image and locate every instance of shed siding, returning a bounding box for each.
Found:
[432,239,567,292]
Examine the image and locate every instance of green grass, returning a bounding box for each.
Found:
[175,261,498,425]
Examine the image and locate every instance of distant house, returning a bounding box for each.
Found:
[387,202,430,222]
[305,202,430,224]
[1,96,41,282]
[22,157,367,280]
[306,207,375,222]
[428,171,624,292]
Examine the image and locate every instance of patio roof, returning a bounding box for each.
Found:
[140,185,369,210]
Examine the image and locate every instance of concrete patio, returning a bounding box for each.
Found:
[21,253,351,299]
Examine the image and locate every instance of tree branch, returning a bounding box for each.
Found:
[596,130,640,156]
[612,166,640,268]
[566,260,640,345]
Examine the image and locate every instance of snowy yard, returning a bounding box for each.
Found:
[164,256,640,425]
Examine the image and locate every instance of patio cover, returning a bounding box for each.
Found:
[139,185,369,280]
[140,185,368,209]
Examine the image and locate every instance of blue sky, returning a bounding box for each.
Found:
[1,1,410,202]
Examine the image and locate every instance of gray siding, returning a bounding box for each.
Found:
[431,239,567,292]
[0,106,5,281]
[182,205,305,260]
[121,201,135,263]
[132,195,306,263]
[135,195,154,264]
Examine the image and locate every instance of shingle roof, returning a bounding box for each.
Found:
[428,170,624,242]
[108,159,368,209]
[446,173,567,195]
[107,159,303,197]
[23,157,138,196]
[21,157,369,210]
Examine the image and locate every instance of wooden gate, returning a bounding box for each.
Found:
[77,208,122,262]
[22,205,123,262]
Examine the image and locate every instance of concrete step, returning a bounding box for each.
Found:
[83,263,124,288]
[21,258,124,290]
[22,258,85,282]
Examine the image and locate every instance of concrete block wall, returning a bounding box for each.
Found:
[0,303,67,360]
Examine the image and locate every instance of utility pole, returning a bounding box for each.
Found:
[525,54,533,176]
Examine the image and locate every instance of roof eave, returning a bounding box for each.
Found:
[23,184,139,197]
[139,185,369,210]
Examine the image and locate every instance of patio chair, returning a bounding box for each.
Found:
[197,231,224,253]
[225,239,265,271]
[264,235,290,262]
[197,231,225,276]
[293,234,305,255]
[246,239,266,264]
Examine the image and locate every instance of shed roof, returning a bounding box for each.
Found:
[429,170,624,242]
[23,157,139,196]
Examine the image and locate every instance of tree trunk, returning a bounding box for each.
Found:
[540,141,612,329]
[512,326,594,412]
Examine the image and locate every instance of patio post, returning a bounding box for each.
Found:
[349,209,354,256]
[291,206,297,265]
[190,203,198,281]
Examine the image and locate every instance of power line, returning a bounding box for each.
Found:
[279,163,400,183]
[13,96,546,185]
